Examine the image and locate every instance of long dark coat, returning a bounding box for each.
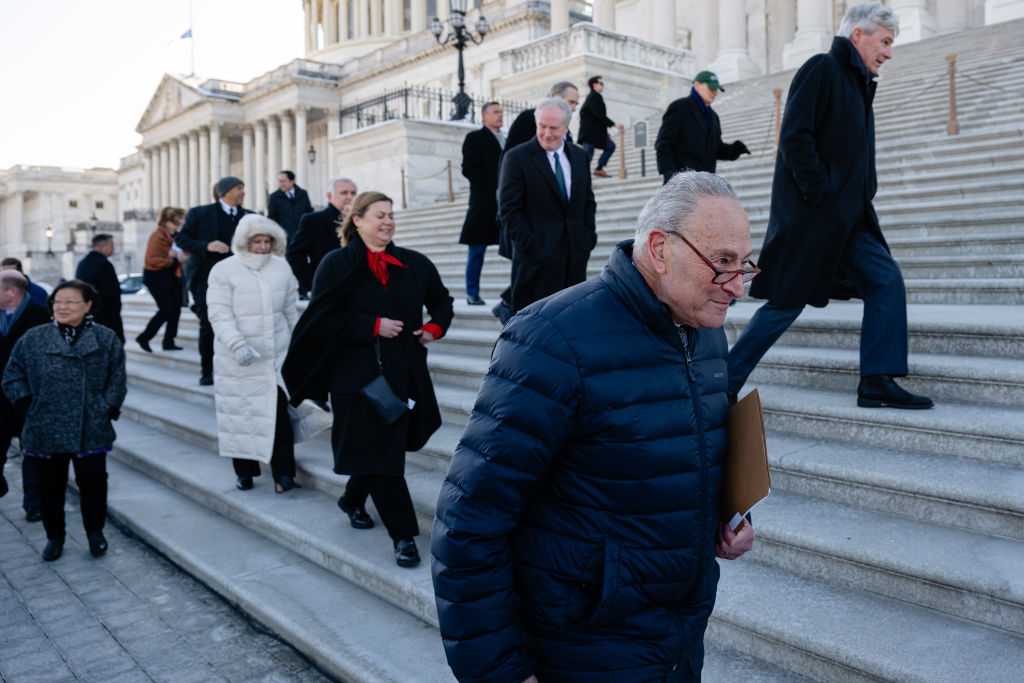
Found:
[175,202,251,293]
[433,241,728,682]
[75,251,124,342]
[458,127,502,246]
[282,234,454,477]
[750,37,884,309]
[267,186,314,241]
[499,138,597,311]
[655,90,746,176]
[286,204,342,293]
[0,303,50,437]
[577,90,614,148]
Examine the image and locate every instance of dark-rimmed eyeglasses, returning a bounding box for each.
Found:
[663,231,759,285]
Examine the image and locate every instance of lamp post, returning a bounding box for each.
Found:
[307,144,317,165]
[45,226,54,255]
[431,0,489,121]
[89,213,99,234]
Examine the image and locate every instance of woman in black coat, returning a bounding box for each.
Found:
[283,191,453,568]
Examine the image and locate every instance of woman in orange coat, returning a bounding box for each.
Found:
[136,207,185,352]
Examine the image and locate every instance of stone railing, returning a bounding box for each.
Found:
[500,21,696,77]
[245,59,345,97]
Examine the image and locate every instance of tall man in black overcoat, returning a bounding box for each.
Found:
[268,169,313,243]
[459,102,504,306]
[728,3,932,410]
[75,234,124,343]
[287,177,357,298]
[175,176,251,385]
[499,98,596,313]
[655,70,750,184]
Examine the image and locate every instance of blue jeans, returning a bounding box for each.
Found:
[583,137,616,170]
[465,245,487,299]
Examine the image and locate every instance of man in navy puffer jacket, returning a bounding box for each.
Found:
[433,172,758,683]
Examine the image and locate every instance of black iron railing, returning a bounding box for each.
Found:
[339,86,529,133]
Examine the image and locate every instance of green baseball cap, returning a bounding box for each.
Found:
[694,70,724,92]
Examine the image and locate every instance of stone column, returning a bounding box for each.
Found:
[411,0,426,32]
[6,192,23,249]
[890,0,935,43]
[281,112,294,174]
[694,0,719,69]
[340,0,351,39]
[986,0,1024,24]
[180,137,192,206]
[371,0,383,35]
[325,0,338,43]
[169,141,181,208]
[220,137,231,185]
[295,107,309,188]
[188,131,200,207]
[592,0,615,30]
[254,120,267,213]
[708,0,760,81]
[242,127,254,197]
[210,125,222,185]
[198,129,210,206]
[651,0,676,46]
[937,0,969,32]
[143,150,153,212]
[268,115,282,197]
[161,144,171,209]
[783,0,833,70]
[550,0,568,32]
[304,0,314,52]
[437,0,448,22]
[385,0,402,34]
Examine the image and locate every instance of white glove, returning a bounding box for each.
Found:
[233,344,261,367]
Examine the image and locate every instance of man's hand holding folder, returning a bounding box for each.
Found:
[717,389,772,561]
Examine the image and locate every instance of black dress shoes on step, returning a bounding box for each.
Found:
[0,473,7,498]
[857,375,934,410]
[42,539,64,562]
[236,477,254,491]
[136,336,153,353]
[466,295,486,306]
[394,538,421,568]
[87,531,108,558]
[25,509,41,523]
[274,476,302,494]
[199,375,214,387]
[337,498,374,529]
[162,343,184,351]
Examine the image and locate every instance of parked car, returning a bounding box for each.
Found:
[119,273,146,295]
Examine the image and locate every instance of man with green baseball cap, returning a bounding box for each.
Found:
[655,70,750,184]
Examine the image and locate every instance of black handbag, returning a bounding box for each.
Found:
[361,340,408,424]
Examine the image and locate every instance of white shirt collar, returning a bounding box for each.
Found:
[219,199,237,215]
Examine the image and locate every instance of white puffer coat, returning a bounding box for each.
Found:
[207,215,299,463]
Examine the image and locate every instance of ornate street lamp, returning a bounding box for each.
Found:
[431,0,489,121]
[307,144,317,164]
[45,226,54,255]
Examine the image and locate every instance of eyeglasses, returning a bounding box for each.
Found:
[53,299,86,307]
[663,231,759,285]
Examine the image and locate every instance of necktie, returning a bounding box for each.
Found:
[287,191,294,200]
[553,151,568,201]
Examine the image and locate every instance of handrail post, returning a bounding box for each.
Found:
[401,167,408,209]
[946,54,960,136]
[447,160,455,203]
[618,125,626,180]
[773,88,783,145]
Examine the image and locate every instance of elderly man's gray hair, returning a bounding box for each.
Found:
[547,81,578,98]
[535,98,573,127]
[837,3,899,38]
[634,172,737,246]
[330,177,357,193]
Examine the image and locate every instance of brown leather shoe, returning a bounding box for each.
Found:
[593,168,610,178]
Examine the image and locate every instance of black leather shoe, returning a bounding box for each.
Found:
[162,343,184,351]
[87,531,108,558]
[236,477,254,491]
[337,498,374,529]
[857,375,934,410]
[0,473,7,498]
[136,336,153,353]
[274,476,302,494]
[42,539,63,562]
[394,538,421,568]
[466,295,486,306]
[25,510,41,523]
[199,375,214,387]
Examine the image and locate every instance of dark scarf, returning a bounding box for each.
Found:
[56,319,92,346]
[690,87,713,126]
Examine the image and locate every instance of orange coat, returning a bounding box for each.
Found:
[144,225,180,277]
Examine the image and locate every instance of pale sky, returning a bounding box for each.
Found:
[0,0,304,171]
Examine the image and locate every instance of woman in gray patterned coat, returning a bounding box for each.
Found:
[2,280,127,562]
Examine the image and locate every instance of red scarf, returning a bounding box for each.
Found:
[366,249,405,286]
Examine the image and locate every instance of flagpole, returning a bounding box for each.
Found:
[189,0,195,76]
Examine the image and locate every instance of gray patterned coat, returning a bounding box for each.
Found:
[2,323,127,454]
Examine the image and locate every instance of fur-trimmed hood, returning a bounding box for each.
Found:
[232,214,287,256]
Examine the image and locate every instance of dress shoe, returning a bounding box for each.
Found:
[337,498,374,529]
[87,531,108,558]
[236,477,254,491]
[857,375,934,410]
[25,510,41,523]
[491,301,512,326]
[162,343,184,351]
[593,168,610,178]
[42,539,63,562]
[199,375,214,387]
[394,538,421,568]
[466,295,486,306]
[274,475,302,494]
[0,473,7,498]
[136,336,153,353]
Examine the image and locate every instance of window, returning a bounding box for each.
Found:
[69,200,78,208]
[95,200,105,209]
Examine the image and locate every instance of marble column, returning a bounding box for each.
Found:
[6,192,23,249]
[890,0,935,43]
[254,120,267,213]
[180,137,191,207]
[339,0,350,39]
[385,0,402,34]
[161,145,171,209]
[242,127,254,200]
[188,131,200,207]
[169,141,181,208]
[651,0,676,46]
[198,129,210,206]
[437,0,448,22]
[694,0,719,70]
[295,107,308,188]
[550,0,568,32]
[311,0,321,49]
[143,150,153,212]
[708,0,760,81]
[326,0,338,43]
[220,137,231,186]
[783,0,833,70]
[281,112,294,174]
[268,115,282,197]
[371,0,383,35]
[305,0,314,52]
[937,0,969,33]
[411,0,426,32]
[592,0,615,30]
[210,125,222,186]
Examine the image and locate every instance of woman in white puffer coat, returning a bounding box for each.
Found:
[207,214,301,493]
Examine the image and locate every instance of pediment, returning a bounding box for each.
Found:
[135,75,207,133]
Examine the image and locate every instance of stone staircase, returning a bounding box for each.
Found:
[107,19,1024,683]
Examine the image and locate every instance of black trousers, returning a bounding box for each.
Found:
[38,453,107,542]
[191,285,215,378]
[341,475,419,542]
[0,422,41,513]
[139,269,182,346]
[232,388,296,481]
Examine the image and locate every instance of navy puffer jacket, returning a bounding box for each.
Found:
[432,241,729,683]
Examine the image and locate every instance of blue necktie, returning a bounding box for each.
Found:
[553,151,568,201]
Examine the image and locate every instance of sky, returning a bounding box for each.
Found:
[0,0,304,171]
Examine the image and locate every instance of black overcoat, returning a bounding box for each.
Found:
[282,234,454,477]
[499,139,596,311]
[577,90,614,148]
[267,186,314,241]
[655,91,746,176]
[286,204,342,293]
[75,251,124,342]
[0,303,49,436]
[750,37,885,309]
[175,202,251,292]
[459,128,502,246]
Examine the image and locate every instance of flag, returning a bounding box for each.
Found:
[180,28,192,39]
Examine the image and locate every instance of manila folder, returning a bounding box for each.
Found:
[721,389,771,531]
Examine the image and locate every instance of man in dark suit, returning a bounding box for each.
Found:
[175,176,251,385]
[459,102,504,306]
[578,75,624,178]
[287,177,357,298]
[499,98,597,313]
[75,234,124,343]
[655,70,750,184]
[0,270,49,512]
[268,170,313,243]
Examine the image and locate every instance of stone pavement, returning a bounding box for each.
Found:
[0,453,333,683]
